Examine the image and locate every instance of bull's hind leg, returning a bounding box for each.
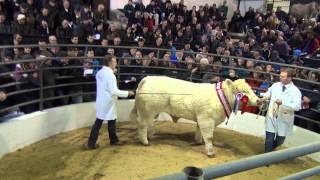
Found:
[137,110,156,146]
[147,118,155,140]
[135,108,149,145]
[194,124,203,145]
[197,117,215,158]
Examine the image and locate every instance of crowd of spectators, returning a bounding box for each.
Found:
[0,0,319,132]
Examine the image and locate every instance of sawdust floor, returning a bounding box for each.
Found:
[0,121,319,180]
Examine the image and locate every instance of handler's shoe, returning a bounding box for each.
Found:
[82,143,100,150]
[110,140,125,146]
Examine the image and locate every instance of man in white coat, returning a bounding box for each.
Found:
[261,68,302,153]
[84,55,135,149]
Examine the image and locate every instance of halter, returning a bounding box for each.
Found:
[215,82,249,125]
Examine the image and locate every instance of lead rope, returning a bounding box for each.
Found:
[257,100,279,140]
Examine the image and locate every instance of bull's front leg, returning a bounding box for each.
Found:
[197,117,215,158]
[194,124,203,145]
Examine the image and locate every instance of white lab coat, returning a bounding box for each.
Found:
[95,66,129,121]
[261,82,301,136]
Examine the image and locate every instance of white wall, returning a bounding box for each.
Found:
[111,0,265,20]
[1,100,319,162]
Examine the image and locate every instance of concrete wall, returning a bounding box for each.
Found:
[1,100,319,162]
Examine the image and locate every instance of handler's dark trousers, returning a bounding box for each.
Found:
[265,131,286,153]
[88,118,118,147]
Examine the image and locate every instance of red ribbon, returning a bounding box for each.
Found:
[240,95,249,114]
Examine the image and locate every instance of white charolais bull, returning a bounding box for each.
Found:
[130,76,260,157]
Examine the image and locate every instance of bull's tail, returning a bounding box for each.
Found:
[130,103,138,122]
[135,76,148,94]
[130,77,148,122]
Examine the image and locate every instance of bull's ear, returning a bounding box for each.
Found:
[225,79,233,86]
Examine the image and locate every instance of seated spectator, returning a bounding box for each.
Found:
[295,71,320,132]
[287,49,303,65]
[261,41,271,61]
[132,50,143,66]
[191,57,209,82]
[247,66,263,90]
[119,54,136,90]
[82,48,99,102]
[179,55,195,81]
[133,55,155,85]
[122,27,134,43]
[269,50,285,73]
[95,38,108,57]
[224,68,239,81]
[113,36,125,57]
[289,31,303,50]
[0,13,11,34]
[302,32,320,56]
[236,58,249,79]
[202,61,222,84]
[12,14,34,35]
[272,35,290,59]
[93,22,108,41]
[38,19,50,36]
[0,90,24,122]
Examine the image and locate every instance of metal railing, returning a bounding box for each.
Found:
[153,142,320,180]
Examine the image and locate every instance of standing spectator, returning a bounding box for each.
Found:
[218,1,228,19]
[80,3,93,28]
[228,9,243,33]
[134,0,145,13]
[58,0,74,24]
[45,0,59,30]
[124,0,135,26]
[93,4,107,26]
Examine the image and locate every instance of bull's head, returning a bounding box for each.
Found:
[227,79,260,106]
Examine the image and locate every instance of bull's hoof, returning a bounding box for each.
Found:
[207,154,215,158]
[143,143,150,146]
[191,142,202,146]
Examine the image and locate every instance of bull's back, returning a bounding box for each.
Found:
[137,76,197,94]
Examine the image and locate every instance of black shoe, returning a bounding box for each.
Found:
[82,143,100,150]
[110,140,125,146]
